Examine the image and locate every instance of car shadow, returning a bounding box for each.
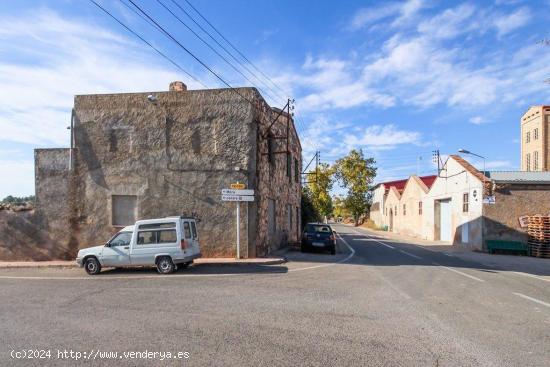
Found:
[98,264,289,276]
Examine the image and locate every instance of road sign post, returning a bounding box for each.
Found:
[236,203,240,259]
[222,183,254,259]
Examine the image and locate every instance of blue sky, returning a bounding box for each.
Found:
[0,0,549,197]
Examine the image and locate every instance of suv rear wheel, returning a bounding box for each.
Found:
[156,256,175,274]
[84,257,101,275]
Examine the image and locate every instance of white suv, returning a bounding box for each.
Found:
[76,216,201,275]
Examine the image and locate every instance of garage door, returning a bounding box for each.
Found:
[440,199,452,242]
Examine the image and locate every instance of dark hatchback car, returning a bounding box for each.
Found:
[301,223,336,255]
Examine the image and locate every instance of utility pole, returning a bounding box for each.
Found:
[432,150,441,177]
[301,150,320,185]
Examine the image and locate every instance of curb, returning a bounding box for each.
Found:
[0,258,287,269]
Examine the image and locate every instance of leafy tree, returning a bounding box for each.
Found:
[334,149,377,225]
[301,186,320,227]
[307,163,335,221]
[332,195,351,219]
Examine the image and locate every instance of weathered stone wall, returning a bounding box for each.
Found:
[253,98,302,256]
[70,88,258,257]
[0,149,73,260]
[483,184,550,245]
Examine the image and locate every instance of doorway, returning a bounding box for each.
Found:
[439,199,452,242]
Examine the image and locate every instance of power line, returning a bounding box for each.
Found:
[89,0,206,88]
[125,0,255,105]
[168,0,287,103]
[181,0,289,98]
[155,0,284,105]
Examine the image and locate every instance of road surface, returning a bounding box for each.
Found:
[1,223,549,366]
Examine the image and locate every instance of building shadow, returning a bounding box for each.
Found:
[329,222,550,277]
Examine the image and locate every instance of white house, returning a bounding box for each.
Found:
[369,156,485,250]
[422,155,485,249]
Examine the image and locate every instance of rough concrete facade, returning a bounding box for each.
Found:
[0,149,75,260]
[24,85,301,260]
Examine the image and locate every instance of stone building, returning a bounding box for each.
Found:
[520,105,550,171]
[32,82,302,259]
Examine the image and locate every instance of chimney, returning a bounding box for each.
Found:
[169,81,187,92]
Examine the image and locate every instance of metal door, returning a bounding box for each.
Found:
[101,232,131,266]
[440,200,452,242]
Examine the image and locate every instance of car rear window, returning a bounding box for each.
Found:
[305,225,332,233]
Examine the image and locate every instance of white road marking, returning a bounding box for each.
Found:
[399,250,423,260]
[373,240,395,250]
[432,262,485,282]
[513,292,550,308]
[374,272,412,300]
[289,233,356,273]
[512,272,550,283]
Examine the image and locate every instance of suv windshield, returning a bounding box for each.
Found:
[305,224,332,233]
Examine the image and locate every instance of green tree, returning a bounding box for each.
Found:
[334,149,377,225]
[307,163,335,221]
[301,187,320,227]
[332,195,351,219]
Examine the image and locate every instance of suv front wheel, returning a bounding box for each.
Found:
[156,256,175,274]
[84,257,101,275]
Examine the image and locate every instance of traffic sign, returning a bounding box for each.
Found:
[222,189,254,196]
[230,182,246,189]
[222,195,255,202]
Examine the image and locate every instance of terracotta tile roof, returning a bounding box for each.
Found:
[379,174,437,194]
[449,155,489,183]
[419,175,437,189]
[381,178,408,192]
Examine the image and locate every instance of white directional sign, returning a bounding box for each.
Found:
[222,189,254,196]
[222,195,255,202]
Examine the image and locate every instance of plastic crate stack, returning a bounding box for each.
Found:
[527,216,550,258]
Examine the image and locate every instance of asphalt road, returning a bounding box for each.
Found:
[1,223,550,366]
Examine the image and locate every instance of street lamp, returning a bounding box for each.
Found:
[458,149,486,198]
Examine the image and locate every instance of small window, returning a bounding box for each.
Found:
[137,229,177,245]
[138,222,175,230]
[112,195,137,226]
[395,206,397,216]
[418,201,423,215]
[403,204,406,216]
[287,204,292,231]
[534,151,539,171]
[159,230,177,243]
[534,128,539,140]
[108,232,132,247]
[526,153,531,171]
[526,131,530,143]
[190,222,198,239]
[183,222,192,239]
[294,158,300,183]
[268,136,275,165]
[463,193,469,213]
[287,153,292,181]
